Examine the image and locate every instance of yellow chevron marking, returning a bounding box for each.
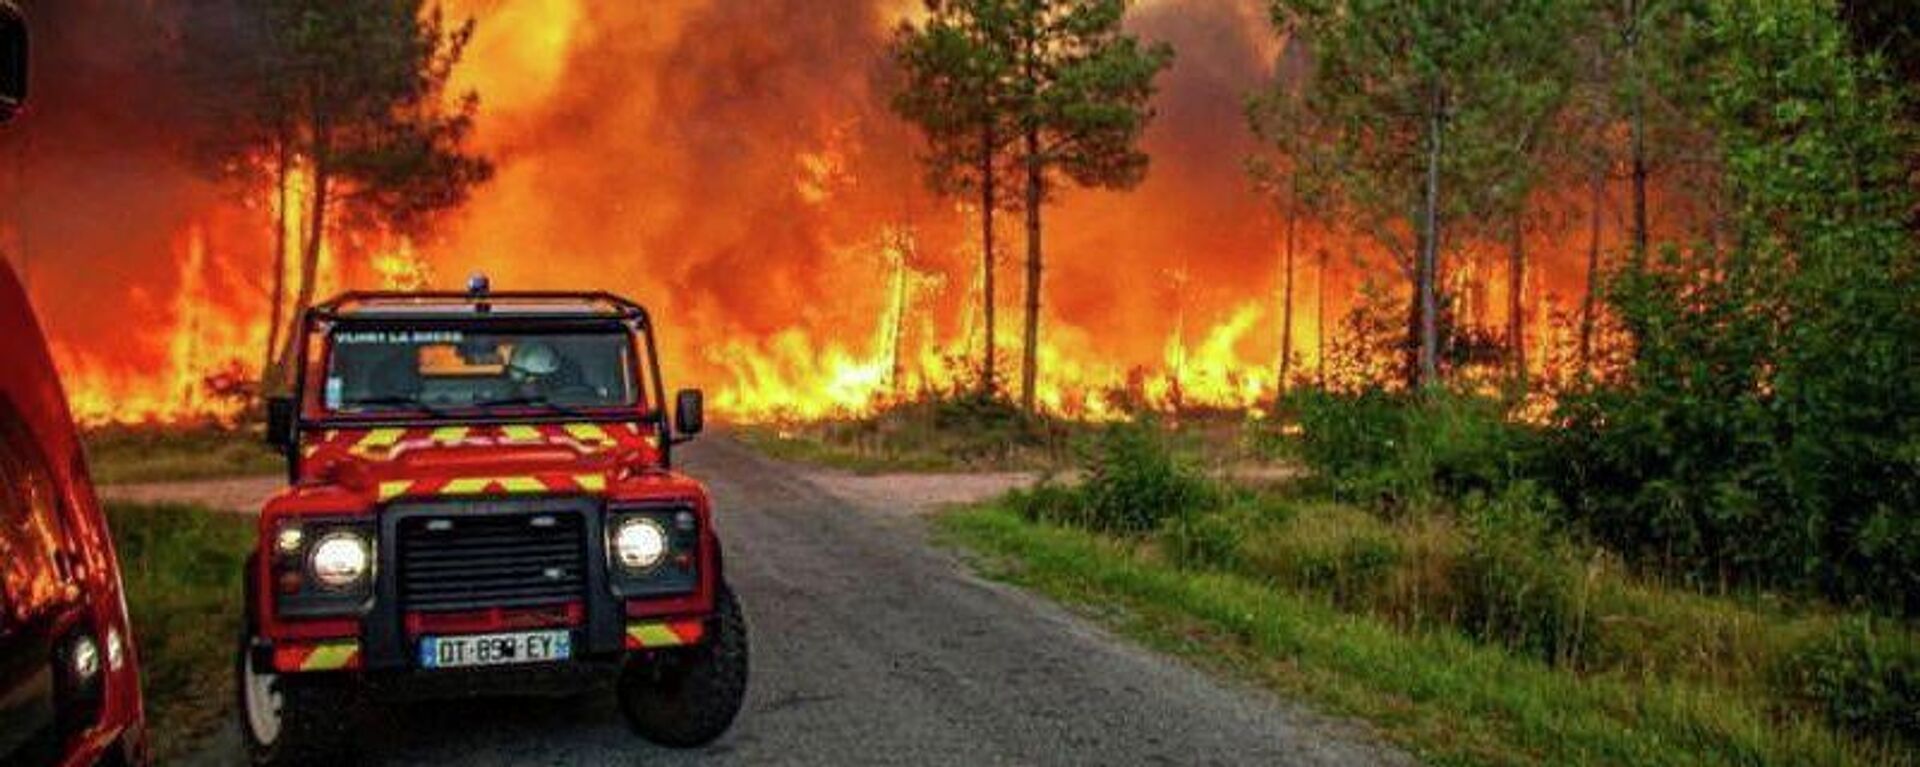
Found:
[429,426,471,445]
[441,477,495,495]
[301,642,358,671]
[378,481,413,502]
[355,428,406,455]
[499,476,547,494]
[626,623,686,648]
[564,423,609,445]
[500,425,543,443]
[576,474,607,492]
[436,476,551,496]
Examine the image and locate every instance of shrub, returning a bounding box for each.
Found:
[1285,387,1406,501]
[1775,617,1920,749]
[1077,418,1223,535]
[1006,480,1086,527]
[1454,482,1595,666]
[1159,503,1255,571]
[1285,387,1536,512]
[1547,2,1920,615]
[1243,502,1403,609]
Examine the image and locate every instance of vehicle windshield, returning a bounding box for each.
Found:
[323,327,641,414]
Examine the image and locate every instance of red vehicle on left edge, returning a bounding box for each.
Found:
[0,6,150,766]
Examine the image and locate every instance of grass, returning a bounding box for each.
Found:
[106,501,253,759]
[937,502,1915,766]
[736,396,1271,475]
[735,424,977,473]
[83,425,282,485]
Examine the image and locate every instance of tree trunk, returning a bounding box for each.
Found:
[1416,87,1444,389]
[1508,216,1527,387]
[1317,248,1329,384]
[980,122,998,398]
[1021,126,1043,413]
[1627,0,1649,266]
[275,144,330,387]
[1277,185,1297,396]
[1579,153,1605,376]
[263,141,291,387]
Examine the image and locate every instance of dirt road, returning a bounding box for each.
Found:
[183,437,1404,765]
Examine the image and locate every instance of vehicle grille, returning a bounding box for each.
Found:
[397,511,587,612]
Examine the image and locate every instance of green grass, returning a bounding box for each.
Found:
[937,503,1912,766]
[84,426,283,485]
[106,501,253,759]
[736,397,1270,475]
[735,425,972,473]
[733,395,1080,474]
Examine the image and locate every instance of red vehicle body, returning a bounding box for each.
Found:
[237,286,746,764]
[0,261,148,767]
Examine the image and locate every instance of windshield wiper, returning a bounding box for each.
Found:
[342,396,452,418]
[470,394,590,417]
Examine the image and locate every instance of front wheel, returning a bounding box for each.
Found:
[236,633,358,766]
[618,584,749,747]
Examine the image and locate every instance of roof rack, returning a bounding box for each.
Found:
[310,290,652,323]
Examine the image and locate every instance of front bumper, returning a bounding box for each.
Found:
[264,496,707,675]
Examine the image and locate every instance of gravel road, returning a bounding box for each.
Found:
[184,437,1407,766]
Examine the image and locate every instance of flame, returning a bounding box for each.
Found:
[8,0,1659,427]
[54,225,266,425]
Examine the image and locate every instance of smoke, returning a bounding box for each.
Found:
[3,0,1481,418]
[436,0,1290,392]
[0,0,240,351]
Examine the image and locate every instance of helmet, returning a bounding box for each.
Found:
[507,341,561,381]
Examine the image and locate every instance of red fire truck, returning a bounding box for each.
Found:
[237,282,748,763]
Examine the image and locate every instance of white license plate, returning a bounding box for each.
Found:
[418,630,572,669]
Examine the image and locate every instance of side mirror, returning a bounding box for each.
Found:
[674,389,704,438]
[265,396,296,452]
[0,3,26,124]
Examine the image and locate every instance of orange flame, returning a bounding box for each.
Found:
[23,0,1638,427]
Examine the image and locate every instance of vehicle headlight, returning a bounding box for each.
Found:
[310,532,371,588]
[70,634,100,681]
[613,517,669,572]
[105,627,125,671]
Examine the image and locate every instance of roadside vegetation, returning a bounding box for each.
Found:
[106,501,253,759]
[83,424,281,485]
[941,416,1919,766]
[737,395,1075,473]
[736,393,1267,474]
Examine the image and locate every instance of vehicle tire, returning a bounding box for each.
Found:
[236,631,359,766]
[618,583,749,747]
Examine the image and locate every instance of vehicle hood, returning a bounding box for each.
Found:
[296,421,661,503]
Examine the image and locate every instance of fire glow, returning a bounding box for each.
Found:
[3,0,1622,426]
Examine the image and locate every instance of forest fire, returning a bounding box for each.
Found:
[1,0,1611,427]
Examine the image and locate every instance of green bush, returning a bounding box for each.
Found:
[1775,617,1920,749]
[1285,387,1406,501]
[1549,1,1920,615]
[1159,505,1251,571]
[1286,388,1535,512]
[1007,480,1086,527]
[1243,502,1403,609]
[1077,419,1223,535]
[1454,483,1594,666]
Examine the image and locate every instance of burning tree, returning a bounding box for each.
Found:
[894,0,1173,413]
[1254,0,1580,389]
[1004,0,1173,413]
[891,0,1022,399]
[181,0,492,391]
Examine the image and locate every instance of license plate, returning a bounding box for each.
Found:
[419,630,572,669]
